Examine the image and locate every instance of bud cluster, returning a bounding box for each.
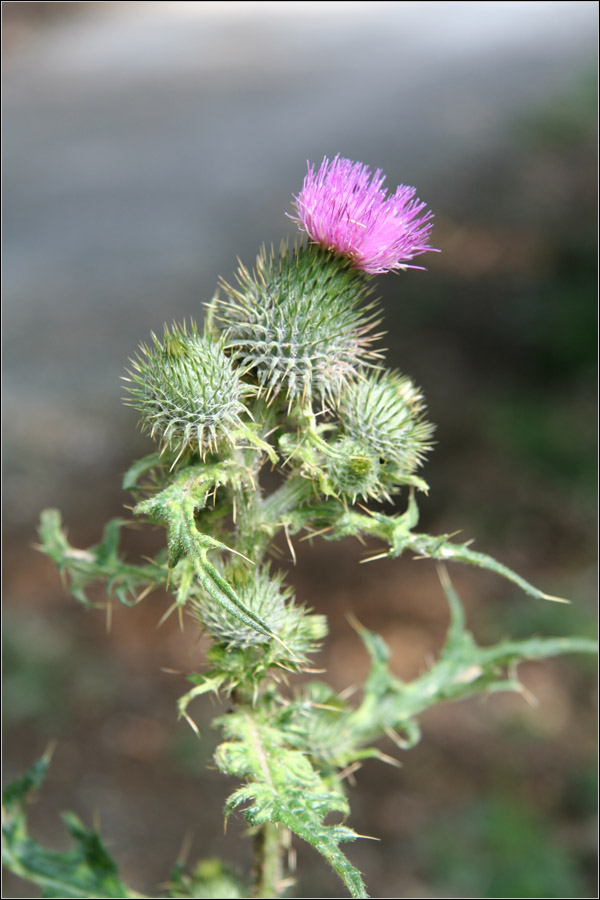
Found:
[124,155,436,640]
[126,163,436,493]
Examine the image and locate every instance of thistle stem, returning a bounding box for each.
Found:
[260,476,315,524]
[252,822,283,899]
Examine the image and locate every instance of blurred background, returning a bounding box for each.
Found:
[2,2,597,897]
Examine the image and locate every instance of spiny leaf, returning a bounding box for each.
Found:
[122,452,165,490]
[287,494,571,604]
[215,707,368,898]
[2,755,144,899]
[37,509,165,608]
[347,568,597,747]
[404,533,570,603]
[135,465,277,641]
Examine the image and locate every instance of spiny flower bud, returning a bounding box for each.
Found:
[194,566,327,658]
[326,437,382,503]
[125,322,249,459]
[337,369,434,478]
[218,242,381,403]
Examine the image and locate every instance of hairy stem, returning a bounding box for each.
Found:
[252,822,284,899]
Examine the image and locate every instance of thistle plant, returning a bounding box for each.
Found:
[3,155,596,900]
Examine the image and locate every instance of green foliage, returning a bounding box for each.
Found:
[2,753,143,899]
[133,463,278,641]
[214,705,367,899]
[325,437,383,503]
[346,566,596,749]
[37,509,165,608]
[2,756,250,899]
[193,565,326,653]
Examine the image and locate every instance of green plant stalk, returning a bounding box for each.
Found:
[228,451,290,895]
[252,823,284,899]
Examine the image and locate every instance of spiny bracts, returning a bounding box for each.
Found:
[218,242,381,403]
[124,322,249,459]
[193,565,327,657]
[336,369,435,480]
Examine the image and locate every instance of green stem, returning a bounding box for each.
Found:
[252,822,284,899]
[260,476,315,525]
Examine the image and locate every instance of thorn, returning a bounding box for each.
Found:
[157,601,178,628]
[516,680,539,707]
[338,684,358,701]
[541,592,571,604]
[299,525,333,541]
[383,725,408,749]
[273,660,297,675]
[135,583,156,604]
[42,739,58,765]
[287,843,297,873]
[435,562,452,593]
[346,612,365,634]
[273,633,300,660]
[176,831,194,866]
[375,750,403,768]
[183,713,200,737]
[360,551,390,564]
[338,761,362,781]
[221,543,255,565]
[284,524,297,565]
[357,503,375,516]
[170,444,187,471]
[310,702,344,713]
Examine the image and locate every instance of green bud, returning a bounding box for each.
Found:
[193,565,327,659]
[337,369,434,478]
[326,437,382,503]
[124,322,249,459]
[218,242,380,403]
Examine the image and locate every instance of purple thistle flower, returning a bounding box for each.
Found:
[292,155,437,274]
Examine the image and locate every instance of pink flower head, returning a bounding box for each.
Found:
[292,155,437,274]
